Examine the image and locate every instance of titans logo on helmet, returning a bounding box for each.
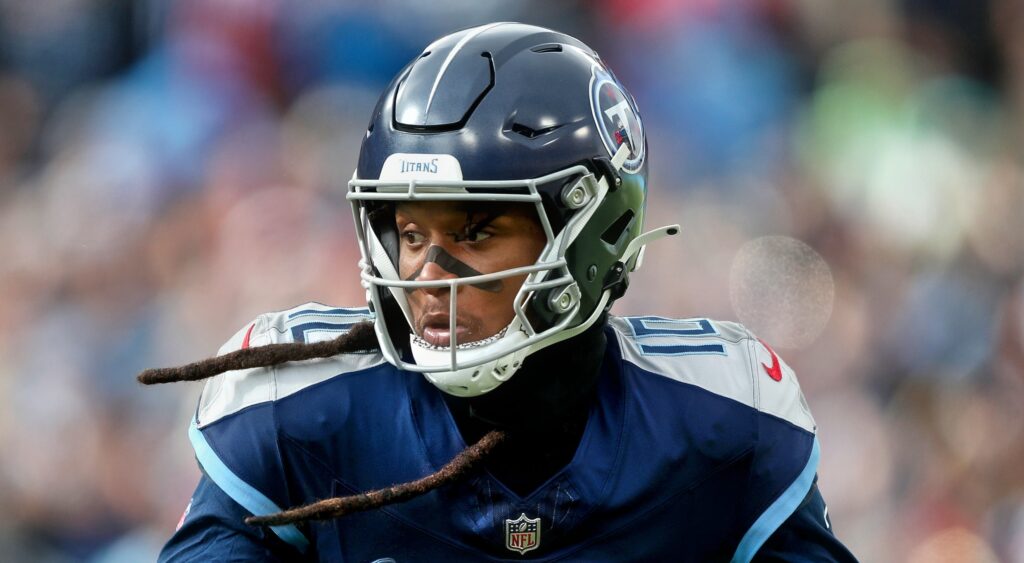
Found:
[590,66,645,174]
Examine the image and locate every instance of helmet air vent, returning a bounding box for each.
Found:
[393,46,494,131]
[509,122,565,139]
[530,43,563,53]
[601,209,635,245]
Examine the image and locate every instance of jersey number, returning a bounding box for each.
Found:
[290,322,355,344]
[627,317,726,356]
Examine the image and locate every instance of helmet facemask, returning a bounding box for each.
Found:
[348,159,616,397]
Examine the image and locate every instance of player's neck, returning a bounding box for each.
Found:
[442,319,608,496]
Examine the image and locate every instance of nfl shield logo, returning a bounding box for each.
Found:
[505,513,541,555]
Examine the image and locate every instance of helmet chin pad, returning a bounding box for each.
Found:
[411,320,532,396]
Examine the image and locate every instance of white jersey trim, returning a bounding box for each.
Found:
[196,303,384,428]
[608,316,816,434]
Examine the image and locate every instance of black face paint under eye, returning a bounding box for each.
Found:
[404,245,504,293]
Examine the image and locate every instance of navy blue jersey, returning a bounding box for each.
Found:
[161,303,856,562]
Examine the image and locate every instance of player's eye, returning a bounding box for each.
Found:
[461,230,492,243]
[401,231,427,246]
[454,219,496,243]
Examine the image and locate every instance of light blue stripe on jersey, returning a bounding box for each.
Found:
[731,437,820,563]
[188,418,310,553]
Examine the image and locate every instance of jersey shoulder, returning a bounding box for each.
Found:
[608,315,816,434]
[196,302,385,427]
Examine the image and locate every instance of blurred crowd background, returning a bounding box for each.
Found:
[0,0,1021,561]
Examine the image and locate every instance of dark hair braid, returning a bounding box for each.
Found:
[245,429,506,527]
[136,321,379,384]
[137,318,507,528]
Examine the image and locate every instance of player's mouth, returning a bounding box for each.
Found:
[416,313,470,348]
[414,313,505,350]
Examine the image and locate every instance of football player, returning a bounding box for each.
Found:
[148,23,857,561]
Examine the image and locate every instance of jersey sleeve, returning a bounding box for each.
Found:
[606,316,853,560]
[170,304,379,557]
[158,475,308,562]
[752,481,859,562]
[179,314,312,555]
[731,331,855,562]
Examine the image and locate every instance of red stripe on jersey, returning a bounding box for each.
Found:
[241,323,256,349]
[758,338,783,382]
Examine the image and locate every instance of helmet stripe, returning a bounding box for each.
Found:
[425,22,507,115]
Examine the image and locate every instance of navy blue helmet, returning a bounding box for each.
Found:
[348,22,676,396]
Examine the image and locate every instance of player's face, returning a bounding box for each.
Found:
[396,201,546,347]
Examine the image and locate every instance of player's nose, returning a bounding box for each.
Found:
[416,259,457,282]
[414,256,458,297]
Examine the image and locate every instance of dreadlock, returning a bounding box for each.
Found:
[136,320,380,385]
[245,429,506,527]
[136,318,507,528]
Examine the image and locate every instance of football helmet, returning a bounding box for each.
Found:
[349,22,677,396]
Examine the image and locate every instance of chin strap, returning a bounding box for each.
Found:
[624,224,680,265]
[602,223,680,299]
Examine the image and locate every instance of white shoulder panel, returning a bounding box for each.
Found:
[197,303,385,427]
[609,316,815,433]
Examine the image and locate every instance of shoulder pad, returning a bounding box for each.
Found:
[197,303,384,427]
[609,316,815,433]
